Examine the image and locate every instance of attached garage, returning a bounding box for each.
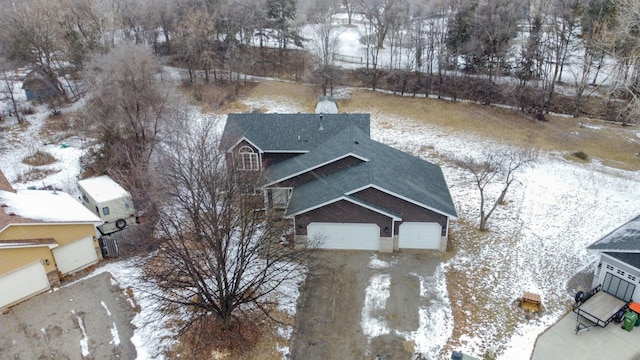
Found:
[52,236,98,275]
[308,223,380,250]
[0,261,49,308]
[398,222,442,250]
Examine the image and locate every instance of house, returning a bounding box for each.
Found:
[587,215,640,302]
[220,113,457,252]
[0,170,103,308]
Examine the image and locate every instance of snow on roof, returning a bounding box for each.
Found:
[0,238,58,249]
[588,215,640,251]
[77,175,131,203]
[0,189,102,224]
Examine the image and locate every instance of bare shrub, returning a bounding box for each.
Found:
[22,149,56,166]
[572,151,589,161]
[15,167,59,182]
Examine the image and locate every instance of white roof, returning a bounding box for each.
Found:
[0,189,102,224]
[77,175,131,203]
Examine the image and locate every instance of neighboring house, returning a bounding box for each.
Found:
[315,96,339,114]
[0,170,103,308]
[22,70,61,102]
[220,113,457,252]
[587,215,640,302]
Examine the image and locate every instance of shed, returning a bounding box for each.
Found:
[22,70,61,102]
[315,96,339,114]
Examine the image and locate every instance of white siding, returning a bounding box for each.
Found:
[0,261,49,308]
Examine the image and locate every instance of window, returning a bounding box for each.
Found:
[103,207,110,216]
[238,146,259,171]
[124,202,131,210]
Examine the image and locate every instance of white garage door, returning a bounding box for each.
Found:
[52,236,98,275]
[398,222,442,249]
[308,223,380,250]
[0,261,50,308]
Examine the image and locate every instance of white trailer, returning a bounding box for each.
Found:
[77,175,137,235]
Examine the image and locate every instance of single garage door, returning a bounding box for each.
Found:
[0,261,50,308]
[398,222,442,250]
[52,236,98,275]
[307,223,380,250]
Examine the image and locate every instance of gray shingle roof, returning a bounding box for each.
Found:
[588,215,640,252]
[604,252,640,270]
[260,125,370,186]
[219,113,370,152]
[282,125,458,219]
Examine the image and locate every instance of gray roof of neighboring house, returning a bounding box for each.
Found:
[219,113,370,152]
[604,252,640,271]
[281,125,458,219]
[588,215,640,252]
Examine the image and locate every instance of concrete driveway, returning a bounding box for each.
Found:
[0,272,136,360]
[290,250,445,360]
[533,311,640,360]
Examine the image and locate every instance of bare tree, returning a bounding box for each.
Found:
[174,7,218,83]
[457,149,536,231]
[1,64,23,124]
[342,0,358,25]
[83,43,177,216]
[608,0,640,123]
[0,1,67,99]
[308,0,344,95]
[141,118,313,348]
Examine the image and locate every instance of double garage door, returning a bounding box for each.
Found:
[307,222,442,251]
[0,261,50,308]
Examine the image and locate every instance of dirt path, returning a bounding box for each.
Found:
[0,272,136,360]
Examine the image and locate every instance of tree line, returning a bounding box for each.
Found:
[332,0,640,123]
[1,0,638,122]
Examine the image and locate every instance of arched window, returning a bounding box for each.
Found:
[238,146,259,170]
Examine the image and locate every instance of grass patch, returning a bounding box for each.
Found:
[15,167,60,182]
[243,81,318,113]
[41,113,71,133]
[22,150,56,166]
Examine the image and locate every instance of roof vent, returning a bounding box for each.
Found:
[354,140,359,145]
[319,114,324,131]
